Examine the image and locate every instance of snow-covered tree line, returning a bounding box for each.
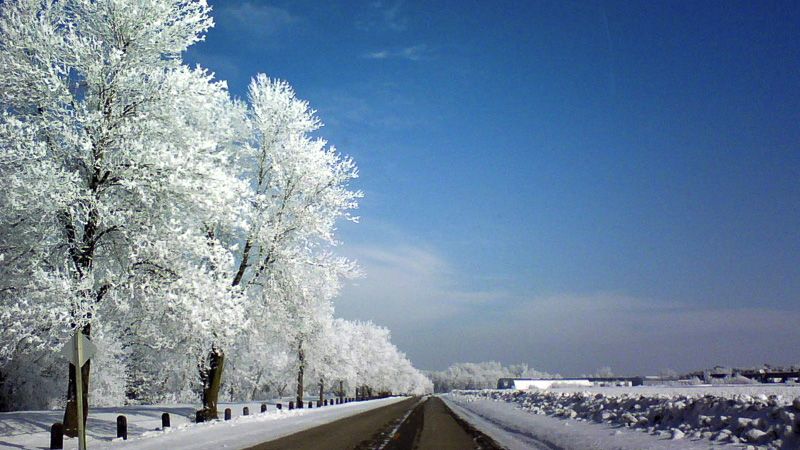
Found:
[426,362,559,393]
[0,0,432,422]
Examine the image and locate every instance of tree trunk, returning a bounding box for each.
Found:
[295,340,304,407]
[275,382,287,398]
[200,348,225,420]
[318,378,324,404]
[339,380,344,402]
[249,368,263,400]
[63,326,91,438]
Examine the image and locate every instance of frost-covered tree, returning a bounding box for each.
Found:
[591,366,615,378]
[0,0,250,430]
[336,320,432,397]
[0,0,434,421]
[311,318,360,402]
[426,361,559,393]
[203,74,360,412]
[267,255,353,407]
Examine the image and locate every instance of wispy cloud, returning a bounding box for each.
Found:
[357,0,408,31]
[214,2,298,38]
[337,239,511,332]
[185,3,299,77]
[336,236,800,373]
[308,85,428,132]
[399,44,428,60]
[364,50,390,59]
[468,293,800,374]
[362,44,430,61]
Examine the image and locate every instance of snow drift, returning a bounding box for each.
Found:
[452,386,800,448]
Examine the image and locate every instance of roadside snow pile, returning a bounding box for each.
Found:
[452,389,800,448]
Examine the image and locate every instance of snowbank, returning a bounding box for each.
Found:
[451,386,800,449]
[443,394,728,449]
[0,397,406,450]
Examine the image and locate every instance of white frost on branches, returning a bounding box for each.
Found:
[0,0,430,410]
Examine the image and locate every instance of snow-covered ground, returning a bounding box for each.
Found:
[448,385,800,449]
[443,394,730,449]
[533,384,800,399]
[0,397,406,450]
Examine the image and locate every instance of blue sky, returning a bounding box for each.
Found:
[186,0,800,375]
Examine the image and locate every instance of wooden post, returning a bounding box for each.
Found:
[74,334,87,450]
[243,406,249,416]
[50,423,64,449]
[116,415,127,440]
[224,408,231,420]
[63,329,91,440]
[161,412,170,429]
[308,401,312,409]
[261,403,267,413]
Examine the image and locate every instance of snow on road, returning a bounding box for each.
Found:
[443,394,730,450]
[0,397,407,450]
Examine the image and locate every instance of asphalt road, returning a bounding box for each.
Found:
[244,396,502,450]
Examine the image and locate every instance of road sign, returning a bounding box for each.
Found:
[59,333,97,367]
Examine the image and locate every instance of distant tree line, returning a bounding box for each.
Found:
[425,362,560,393]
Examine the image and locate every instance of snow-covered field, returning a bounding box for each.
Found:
[449,385,800,449]
[0,397,406,450]
[444,394,730,449]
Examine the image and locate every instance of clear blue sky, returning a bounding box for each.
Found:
[186,0,800,375]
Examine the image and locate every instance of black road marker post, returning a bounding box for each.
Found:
[50,423,64,449]
[116,415,127,440]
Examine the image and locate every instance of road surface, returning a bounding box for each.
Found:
[244,396,502,450]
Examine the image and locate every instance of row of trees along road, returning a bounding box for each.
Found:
[0,0,432,435]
